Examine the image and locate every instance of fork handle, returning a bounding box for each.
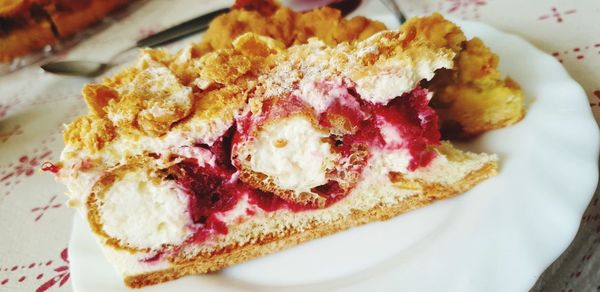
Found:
[135,7,230,48]
[379,0,406,24]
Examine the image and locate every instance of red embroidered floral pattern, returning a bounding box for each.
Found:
[0,103,15,119]
[404,0,486,20]
[31,195,63,222]
[538,6,576,23]
[138,27,159,39]
[445,0,486,19]
[590,90,600,108]
[0,148,52,187]
[551,43,600,63]
[36,249,69,292]
[0,249,69,290]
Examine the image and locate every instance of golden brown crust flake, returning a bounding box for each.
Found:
[193,5,386,55]
[429,38,526,138]
[63,116,116,154]
[82,84,119,117]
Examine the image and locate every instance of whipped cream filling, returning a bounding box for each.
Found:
[108,114,230,166]
[248,116,334,191]
[99,170,194,250]
[60,115,232,170]
[370,148,411,175]
[379,120,404,148]
[353,57,453,105]
[58,159,103,210]
[172,146,216,167]
[294,79,350,114]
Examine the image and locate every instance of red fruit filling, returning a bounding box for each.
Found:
[167,129,238,243]
[318,85,440,170]
[141,251,164,264]
[41,162,61,174]
[311,81,365,130]
[162,83,440,248]
[232,83,439,205]
[310,180,347,205]
[168,127,317,244]
[360,87,440,170]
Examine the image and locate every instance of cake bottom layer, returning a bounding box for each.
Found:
[108,160,497,288]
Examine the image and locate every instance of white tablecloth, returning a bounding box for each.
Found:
[0,0,598,291]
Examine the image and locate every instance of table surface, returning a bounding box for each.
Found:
[0,0,599,291]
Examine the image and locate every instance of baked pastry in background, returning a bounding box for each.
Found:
[49,13,505,287]
[0,0,131,62]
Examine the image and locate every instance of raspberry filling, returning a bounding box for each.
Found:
[166,83,440,245]
[346,87,440,170]
[167,129,240,243]
[168,158,234,241]
[41,162,61,174]
[314,83,439,170]
[168,127,317,244]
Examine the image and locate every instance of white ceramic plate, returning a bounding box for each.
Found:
[69,5,600,292]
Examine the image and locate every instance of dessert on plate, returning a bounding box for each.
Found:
[0,0,131,62]
[46,3,525,288]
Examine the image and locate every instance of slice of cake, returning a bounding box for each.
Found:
[0,0,58,61]
[48,15,504,288]
[0,0,131,62]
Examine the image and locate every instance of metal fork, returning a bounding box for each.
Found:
[379,0,406,24]
[41,0,364,77]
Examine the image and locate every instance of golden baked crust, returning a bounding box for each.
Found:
[64,8,524,156]
[193,2,387,55]
[0,19,57,61]
[0,0,26,16]
[71,22,415,150]
[45,0,129,38]
[0,0,130,62]
[392,14,524,138]
[429,37,525,138]
[64,34,279,157]
[63,115,116,154]
[123,160,498,288]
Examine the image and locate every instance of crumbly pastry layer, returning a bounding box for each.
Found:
[427,38,525,138]
[0,0,130,62]
[194,0,387,55]
[51,8,519,288]
[196,2,525,138]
